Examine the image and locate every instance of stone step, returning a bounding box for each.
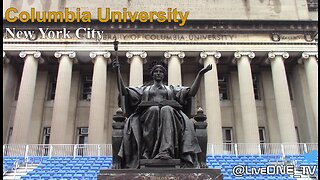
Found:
[4,172,27,176]
[14,169,33,173]
[19,165,38,168]
[9,167,35,171]
[3,176,21,180]
[3,164,38,179]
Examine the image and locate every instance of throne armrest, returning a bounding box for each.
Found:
[111,108,126,169]
[193,107,208,168]
[184,97,196,118]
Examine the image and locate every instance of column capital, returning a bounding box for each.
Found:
[89,51,111,64]
[302,52,318,59]
[19,51,41,59]
[54,51,78,64]
[126,51,147,64]
[126,51,147,59]
[89,51,111,59]
[232,51,255,64]
[234,51,255,59]
[199,51,221,64]
[298,52,318,64]
[54,51,76,59]
[268,51,289,59]
[200,51,221,59]
[19,51,44,63]
[164,51,185,59]
[164,51,185,64]
[3,51,10,64]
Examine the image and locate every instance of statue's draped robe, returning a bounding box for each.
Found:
[118,85,201,168]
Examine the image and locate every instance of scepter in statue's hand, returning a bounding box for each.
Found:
[112,39,120,70]
[112,39,127,114]
[114,38,119,51]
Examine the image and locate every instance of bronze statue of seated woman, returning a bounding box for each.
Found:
[112,59,212,169]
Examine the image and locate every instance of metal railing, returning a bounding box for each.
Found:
[3,144,113,158]
[3,143,318,159]
[12,159,23,178]
[207,143,318,156]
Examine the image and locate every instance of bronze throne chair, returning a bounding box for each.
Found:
[111,97,208,169]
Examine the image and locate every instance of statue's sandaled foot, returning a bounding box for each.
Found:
[112,157,122,169]
[200,162,208,168]
[154,152,173,160]
[112,162,121,169]
[141,152,150,159]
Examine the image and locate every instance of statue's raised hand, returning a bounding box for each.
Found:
[199,64,212,75]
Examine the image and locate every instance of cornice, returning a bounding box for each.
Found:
[3,20,318,35]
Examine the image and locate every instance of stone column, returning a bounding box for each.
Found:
[29,71,48,144]
[299,52,318,134]
[50,52,77,144]
[11,51,41,144]
[164,51,185,86]
[3,51,10,64]
[126,51,147,87]
[200,51,223,145]
[261,71,281,143]
[3,51,10,104]
[88,52,111,144]
[233,51,260,144]
[230,72,244,143]
[3,52,12,143]
[65,71,80,144]
[268,52,297,143]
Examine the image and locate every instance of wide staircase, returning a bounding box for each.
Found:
[3,154,317,180]
[3,143,318,179]
[3,157,38,179]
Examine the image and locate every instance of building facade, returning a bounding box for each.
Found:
[3,0,318,146]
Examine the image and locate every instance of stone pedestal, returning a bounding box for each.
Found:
[140,159,181,169]
[98,168,223,180]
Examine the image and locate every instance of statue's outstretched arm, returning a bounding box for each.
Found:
[189,64,212,97]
